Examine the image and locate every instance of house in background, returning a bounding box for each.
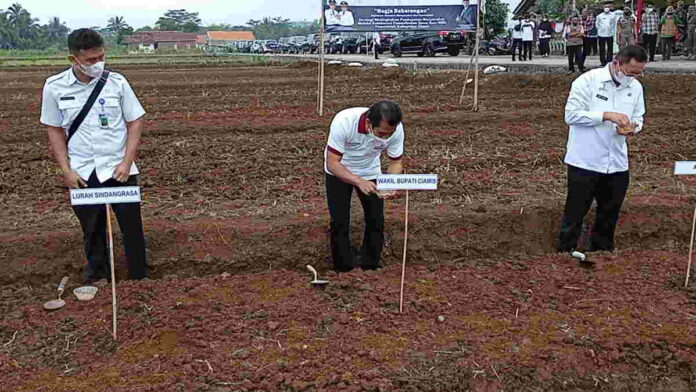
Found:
[206,31,256,47]
[124,31,200,51]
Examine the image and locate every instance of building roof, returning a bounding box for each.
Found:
[207,31,256,41]
[196,34,206,44]
[124,31,200,44]
[513,0,536,15]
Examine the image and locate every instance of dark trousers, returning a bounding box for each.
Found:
[598,36,614,65]
[326,174,384,272]
[582,37,597,62]
[539,38,551,55]
[661,36,675,60]
[374,43,380,59]
[73,171,148,280]
[511,38,523,60]
[567,44,584,71]
[642,34,658,61]
[522,41,533,60]
[557,165,630,253]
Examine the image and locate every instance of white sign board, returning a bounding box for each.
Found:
[675,161,696,175]
[376,174,438,191]
[70,187,142,206]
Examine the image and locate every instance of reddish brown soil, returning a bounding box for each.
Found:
[1,63,696,391]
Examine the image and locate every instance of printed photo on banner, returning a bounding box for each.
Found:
[323,0,478,32]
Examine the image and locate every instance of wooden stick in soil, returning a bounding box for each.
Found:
[472,0,481,112]
[318,0,326,116]
[684,203,696,288]
[106,204,117,340]
[458,53,476,105]
[399,190,410,314]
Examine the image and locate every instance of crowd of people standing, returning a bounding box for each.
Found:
[508,1,696,73]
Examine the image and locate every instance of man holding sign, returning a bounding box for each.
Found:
[40,29,148,283]
[324,101,404,272]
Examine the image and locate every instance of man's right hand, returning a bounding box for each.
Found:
[63,171,87,189]
[356,179,377,195]
[603,112,631,128]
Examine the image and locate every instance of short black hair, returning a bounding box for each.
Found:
[68,29,105,54]
[616,45,648,64]
[367,101,403,128]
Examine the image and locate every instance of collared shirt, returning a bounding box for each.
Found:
[325,107,404,180]
[595,10,622,37]
[40,68,146,183]
[642,11,660,34]
[583,15,596,37]
[325,8,340,25]
[564,65,645,174]
[521,20,535,41]
[339,10,354,26]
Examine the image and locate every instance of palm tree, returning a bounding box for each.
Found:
[107,16,130,34]
[45,16,68,40]
[7,3,27,25]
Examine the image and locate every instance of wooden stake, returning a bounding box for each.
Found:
[399,190,410,314]
[106,204,117,340]
[318,0,326,116]
[685,203,696,288]
[458,53,476,104]
[472,0,481,112]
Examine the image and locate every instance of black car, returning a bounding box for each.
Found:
[390,31,467,57]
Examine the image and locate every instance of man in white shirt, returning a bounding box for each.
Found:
[325,0,340,27]
[41,29,147,283]
[339,1,355,27]
[558,45,647,256]
[595,1,623,65]
[521,15,536,61]
[325,101,405,272]
[372,32,381,60]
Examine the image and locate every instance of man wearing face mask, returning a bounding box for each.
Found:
[538,15,554,57]
[641,4,659,62]
[324,101,405,272]
[660,6,682,61]
[40,29,148,283]
[595,1,622,66]
[617,8,636,49]
[558,45,647,259]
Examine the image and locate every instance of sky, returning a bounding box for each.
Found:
[1,0,521,29]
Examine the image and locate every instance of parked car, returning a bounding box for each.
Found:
[261,40,279,53]
[288,36,307,54]
[390,31,467,57]
[278,37,291,53]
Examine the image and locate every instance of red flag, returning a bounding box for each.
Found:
[636,0,644,39]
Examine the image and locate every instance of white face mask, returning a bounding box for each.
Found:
[368,127,390,143]
[647,7,654,12]
[613,63,635,85]
[604,7,611,13]
[76,59,105,78]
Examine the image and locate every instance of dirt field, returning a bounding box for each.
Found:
[1,62,696,391]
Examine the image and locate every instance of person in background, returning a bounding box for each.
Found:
[677,1,688,44]
[558,45,647,259]
[325,0,341,27]
[538,15,554,57]
[566,15,586,73]
[338,1,355,27]
[641,4,660,61]
[582,9,598,59]
[596,1,622,65]
[521,15,536,61]
[617,8,637,49]
[660,6,682,61]
[372,32,381,60]
[687,5,696,60]
[511,16,524,61]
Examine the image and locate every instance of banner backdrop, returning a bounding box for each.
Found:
[323,0,478,32]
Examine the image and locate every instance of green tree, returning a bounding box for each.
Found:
[44,16,68,40]
[155,9,201,32]
[108,16,133,44]
[484,0,510,36]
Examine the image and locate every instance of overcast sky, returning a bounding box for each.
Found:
[2,0,521,29]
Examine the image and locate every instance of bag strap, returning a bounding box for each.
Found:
[66,70,110,145]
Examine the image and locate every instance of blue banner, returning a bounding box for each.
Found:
[324,2,478,32]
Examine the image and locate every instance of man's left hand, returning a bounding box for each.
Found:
[616,124,637,136]
[113,160,132,183]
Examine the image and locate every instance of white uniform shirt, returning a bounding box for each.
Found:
[595,10,622,37]
[325,107,404,180]
[522,20,536,41]
[340,10,355,26]
[325,8,340,25]
[564,65,645,174]
[510,21,523,39]
[40,68,146,183]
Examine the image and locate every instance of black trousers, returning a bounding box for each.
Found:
[539,38,551,55]
[73,171,148,280]
[374,43,380,59]
[582,37,597,62]
[511,39,523,60]
[522,41,533,60]
[642,34,658,61]
[598,36,614,65]
[567,44,584,71]
[557,165,630,253]
[326,174,384,272]
[661,36,675,60]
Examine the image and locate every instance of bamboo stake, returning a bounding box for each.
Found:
[106,204,117,340]
[399,190,410,314]
[684,203,696,288]
[472,0,481,111]
[458,53,476,104]
[318,1,326,116]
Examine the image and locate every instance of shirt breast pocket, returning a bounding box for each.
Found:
[99,96,122,121]
[58,99,84,126]
[616,95,635,116]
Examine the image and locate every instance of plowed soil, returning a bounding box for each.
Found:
[1,62,696,391]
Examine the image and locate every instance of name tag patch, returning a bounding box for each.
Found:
[596,94,608,101]
[60,96,76,101]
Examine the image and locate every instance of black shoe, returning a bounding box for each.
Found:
[567,70,575,74]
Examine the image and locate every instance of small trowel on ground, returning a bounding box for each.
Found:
[306,265,329,288]
[43,276,69,311]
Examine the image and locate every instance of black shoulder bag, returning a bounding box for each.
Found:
[66,70,111,144]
